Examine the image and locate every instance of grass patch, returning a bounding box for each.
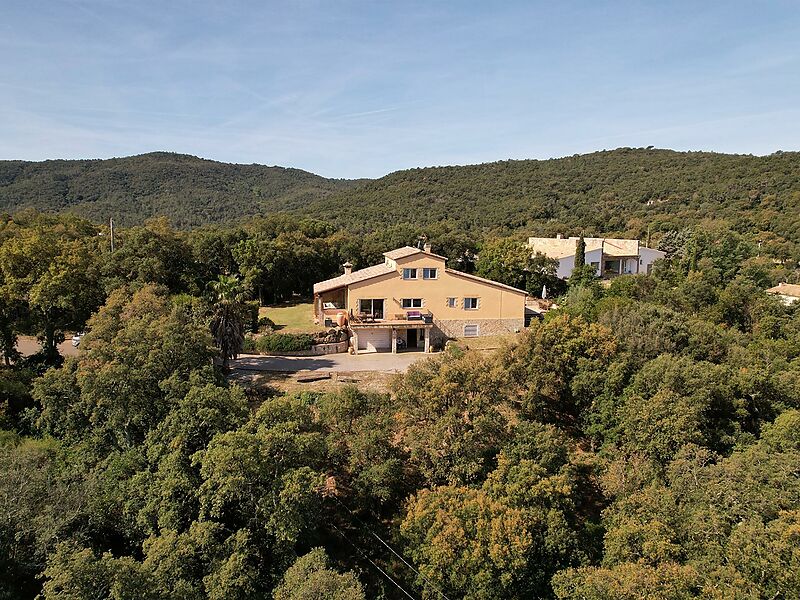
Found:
[455,333,519,351]
[258,302,316,333]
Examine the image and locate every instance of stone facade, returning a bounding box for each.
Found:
[432,317,525,344]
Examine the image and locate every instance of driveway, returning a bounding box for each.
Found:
[232,351,431,373]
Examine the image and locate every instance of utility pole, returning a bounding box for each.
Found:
[109,217,115,252]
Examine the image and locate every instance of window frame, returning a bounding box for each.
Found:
[402,268,418,280]
[358,298,385,319]
[422,267,438,280]
[463,297,479,310]
[446,297,457,308]
[463,324,480,337]
[401,298,423,309]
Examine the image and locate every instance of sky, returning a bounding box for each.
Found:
[1,1,800,178]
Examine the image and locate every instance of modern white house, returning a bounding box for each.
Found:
[527,235,666,279]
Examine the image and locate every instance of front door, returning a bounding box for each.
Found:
[407,329,418,348]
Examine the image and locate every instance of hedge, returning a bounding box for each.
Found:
[255,333,315,353]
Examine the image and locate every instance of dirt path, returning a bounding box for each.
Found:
[16,336,79,358]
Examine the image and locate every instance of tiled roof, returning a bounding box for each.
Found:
[601,238,640,257]
[383,246,449,261]
[314,246,514,295]
[528,237,585,259]
[528,236,653,259]
[767,282,800,297]
[383,246,422,260]
[313,263,395,294]
[445,269,527,295]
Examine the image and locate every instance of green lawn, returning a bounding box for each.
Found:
[259,302,318,333]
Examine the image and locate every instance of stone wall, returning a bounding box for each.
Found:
[432,318,524,343]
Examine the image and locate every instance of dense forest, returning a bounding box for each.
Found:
[0,205,798,599]
[3,150,800,263]
[0,153,358,228]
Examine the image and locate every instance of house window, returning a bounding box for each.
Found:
[463,324,480,337]
[402,268,417,280]
[401,298,423,309]
[423,268,438,279]
[358,299,384,319]
[446,297,456,308]
[464,297,479,310]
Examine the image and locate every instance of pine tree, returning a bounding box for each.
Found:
[574,236,586,269]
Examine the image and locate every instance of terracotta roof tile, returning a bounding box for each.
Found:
[527,236,659,259]
[767,283,800,297]
[313,263,395,294]
[444,269,527,294]
[383,246,422,260]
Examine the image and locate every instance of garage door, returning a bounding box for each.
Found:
[357,329,392,352]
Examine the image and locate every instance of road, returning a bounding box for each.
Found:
[16,336,79,358]
[231,351,431,373]
[16,338,429,373]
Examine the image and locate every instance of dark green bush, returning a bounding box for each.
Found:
[245,301,260,333]
[257,316,276,332]
[256,333,314,353]
[242,336,257,353]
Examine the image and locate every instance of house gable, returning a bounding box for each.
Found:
[314,245,528,332]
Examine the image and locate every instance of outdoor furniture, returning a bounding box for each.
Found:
[406,310,422,320]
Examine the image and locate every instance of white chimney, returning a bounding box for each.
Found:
[343,261,353,275]
[556,233,563,239]
[423,243,432,253]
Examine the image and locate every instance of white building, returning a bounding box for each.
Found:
[766,282,800,306]
[527,235,666,279]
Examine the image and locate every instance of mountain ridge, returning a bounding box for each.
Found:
[0,151,362,228]
[2,149,799,245]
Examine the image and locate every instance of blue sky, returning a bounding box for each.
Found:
[2,1,799,178]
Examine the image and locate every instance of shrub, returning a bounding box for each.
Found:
[256,333,314,353]
[257,316,275,332]
[245,301,260,332]
[242,336,257,353]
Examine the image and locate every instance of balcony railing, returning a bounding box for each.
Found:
[349,309,433,324]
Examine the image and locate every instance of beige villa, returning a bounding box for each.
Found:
[313,244,527,354]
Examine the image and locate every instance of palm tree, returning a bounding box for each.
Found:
[209,275,248,369]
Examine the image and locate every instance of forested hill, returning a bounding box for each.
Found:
[313,148,800,242]
[2,149,800,244]
[0,152,359,228]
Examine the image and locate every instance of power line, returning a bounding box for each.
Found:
[330,495,452,600]
[330,522,417,600]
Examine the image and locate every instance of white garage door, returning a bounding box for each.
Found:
[357,329,392,352]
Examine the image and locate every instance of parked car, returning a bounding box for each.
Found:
[71,333,84,347]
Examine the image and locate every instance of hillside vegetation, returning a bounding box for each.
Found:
[0,210,798,599]
[0,152,358,228]
[2,149,799,254]
[316,149,800,245]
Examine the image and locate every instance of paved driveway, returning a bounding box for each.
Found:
[232,351,431,373]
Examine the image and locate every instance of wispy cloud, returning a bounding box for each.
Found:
[1,0,799,177]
